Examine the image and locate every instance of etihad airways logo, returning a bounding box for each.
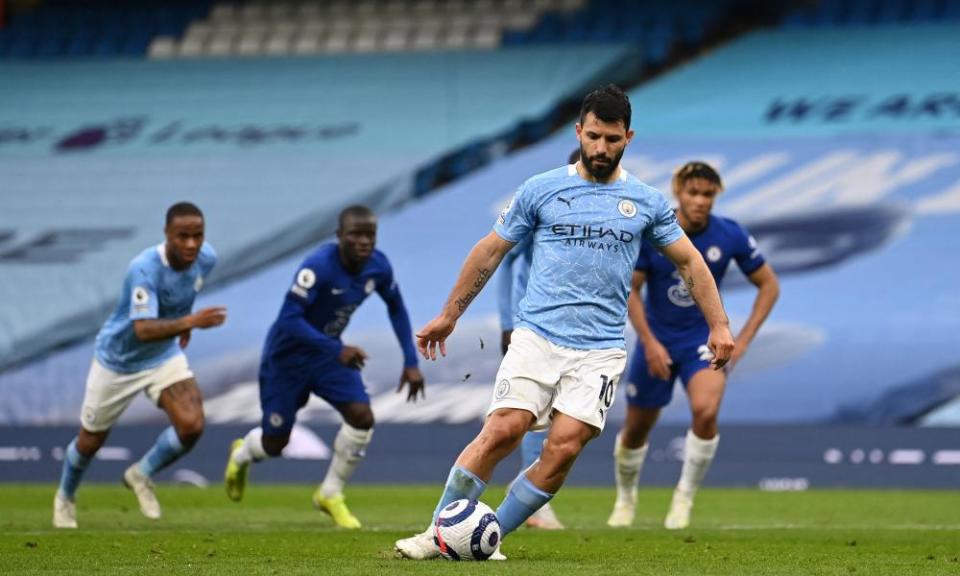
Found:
[552,223,634,253]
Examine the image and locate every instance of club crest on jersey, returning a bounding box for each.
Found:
[618,199,637,218]
[269,412,284,428]
[364,278,376,294]
[495,379,510,399]
[667,273,696,307]
[706,246,722,262]
[194,276,204,292]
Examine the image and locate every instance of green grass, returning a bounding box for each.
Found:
[2,484,959,575]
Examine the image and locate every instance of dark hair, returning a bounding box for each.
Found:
[579,84,631,130]
[568,148,581,164]
[338,204,375,229]
[675,161,723,187]
[166,202,203,227]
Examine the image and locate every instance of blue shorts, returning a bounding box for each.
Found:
[624,336,712,409]
[258,354,369,437]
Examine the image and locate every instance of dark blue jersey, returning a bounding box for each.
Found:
[262,243,418,368]
[637,214,765,342]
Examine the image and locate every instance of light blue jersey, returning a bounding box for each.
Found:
[94,243,217,373]
[494,164,682,349]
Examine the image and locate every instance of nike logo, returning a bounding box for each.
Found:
[331,288,346,295]
[557,197,573,208]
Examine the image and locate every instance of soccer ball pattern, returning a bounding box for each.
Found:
[434,499,501,561]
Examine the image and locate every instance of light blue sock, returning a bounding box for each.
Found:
[138,426,186,477]
[496,474,554,536]
[520,430,548,471]
[431,465,486,523]
[58,438,91,500]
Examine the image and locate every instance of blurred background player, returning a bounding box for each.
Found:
[608,161,780,530]
[53,202,224,528]
[497,147,581,531]
[396,85,735,560]
[223,205,424,528]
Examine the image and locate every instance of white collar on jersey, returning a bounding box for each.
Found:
[156,243,170,268]
[568,162,629,181]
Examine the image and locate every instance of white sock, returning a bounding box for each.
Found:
[676,430,719,497]
[232,427,267,466]
[320,424,373,498]
[614,432,648,506]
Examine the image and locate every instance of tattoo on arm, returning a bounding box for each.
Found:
[455,268,491,312]
[682,272,698,303]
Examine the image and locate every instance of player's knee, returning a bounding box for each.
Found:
[542,436,583,468]
[477,419,523,454]
[76,430,107,457]
[691,404,719,428]
[175,415,204,448]
[261,434,289,457]
[344,407,374,430]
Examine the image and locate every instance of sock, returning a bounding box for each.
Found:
[431,465,486,523]
[58,438,91,501]
[320,424,373,498]
[232,427,268,466]
[676,430,719,497]
[138,426,187,477]
[520,430,547,471]
[495,473,554,536]
[614,432,649,505]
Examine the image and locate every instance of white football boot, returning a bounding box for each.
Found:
[395,527,440,560]
[123,464,161,520]
[664,489,693,530]
[53,492,78,529]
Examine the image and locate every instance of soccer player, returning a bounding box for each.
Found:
[395,85,735,560]
[224,205,424,529]
[607,161,780,530]
[53,202,224,529]
[497,148,581,531]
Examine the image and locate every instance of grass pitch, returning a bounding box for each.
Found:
[2,484,958,575]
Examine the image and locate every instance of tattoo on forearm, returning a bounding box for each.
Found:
[682,273,698,303]
[455,268,491,312]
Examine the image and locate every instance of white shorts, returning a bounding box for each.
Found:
[80,354,194,432]
[487,328,627,433]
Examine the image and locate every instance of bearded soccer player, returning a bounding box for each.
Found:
[54,202,224,528]
[607,161,779,530]
[395,85,735,560]
[224,205,424,528]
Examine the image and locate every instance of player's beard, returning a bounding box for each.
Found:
[580,144,624,181]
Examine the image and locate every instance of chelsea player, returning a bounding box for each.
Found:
[607,162,780,530]
[224,205,424,528]
[396,85,735,559]
[54,202,224,528]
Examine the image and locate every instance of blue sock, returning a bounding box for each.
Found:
[138,426,186,477]
[520,430,548,471]
[431,465,486,523]
[496,474,554,536]
[58,438,91,500]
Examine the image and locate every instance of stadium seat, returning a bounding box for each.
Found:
[148,36,178,59]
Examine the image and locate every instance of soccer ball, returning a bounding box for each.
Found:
[434,499,501,561]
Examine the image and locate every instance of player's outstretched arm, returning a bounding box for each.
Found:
[133,306,227,342]
[417,231,515,360]
[659,236,734,368]
[729,263,780,371]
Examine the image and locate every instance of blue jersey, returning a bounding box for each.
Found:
[95,242,217,373]
[495,164,683,350]
[638,214,765,342]
[262,243,418,368]
[496,236,532,331]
